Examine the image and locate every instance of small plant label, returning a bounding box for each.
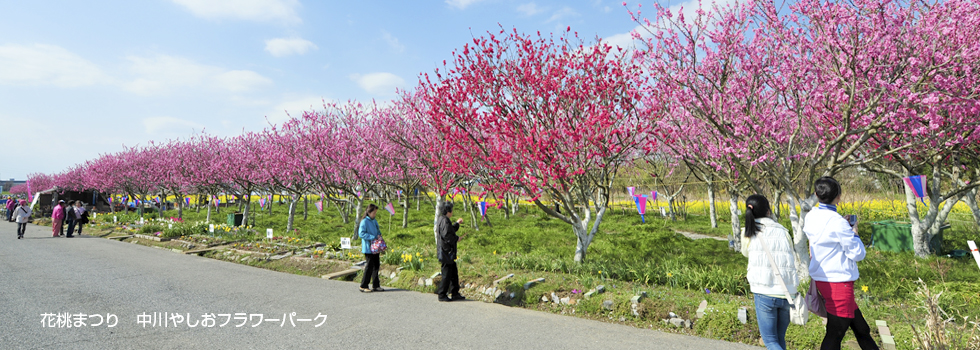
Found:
[209,224,214,233]
[113,216,117,223]
[340,237,351,249]
[266,228,273,239]
[168,223,172,229]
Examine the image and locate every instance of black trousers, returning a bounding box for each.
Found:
[436,261,460,298]
[66,220,77,237]
[822,308,879,350]
[17,223,27,236]
[360,253,380,289]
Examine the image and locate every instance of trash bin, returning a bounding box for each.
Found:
[870,220,949,253]
[227,213,244,227]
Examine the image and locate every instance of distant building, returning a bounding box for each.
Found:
[2,179,26,192]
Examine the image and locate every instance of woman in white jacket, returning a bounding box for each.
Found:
[804,177,877,350]
[14,200,32,239]
[740,194,797,350]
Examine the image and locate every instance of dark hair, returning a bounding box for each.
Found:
[743,194,771,238]
[440,201,454,216]
[365,204,379,217]
[814,176,841,204]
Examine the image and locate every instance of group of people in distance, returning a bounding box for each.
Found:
[5,197,91,239]
[355,201,467,302]
[742,176,877,350]
[5,196,31,239]
[50,199,90,238]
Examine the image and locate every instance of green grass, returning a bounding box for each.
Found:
[91,199,980,349]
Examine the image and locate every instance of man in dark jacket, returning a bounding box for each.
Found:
[436,202,466,302]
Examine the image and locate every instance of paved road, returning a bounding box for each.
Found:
[0,221,757,350]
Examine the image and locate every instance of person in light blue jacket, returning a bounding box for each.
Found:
[358,204,383,293]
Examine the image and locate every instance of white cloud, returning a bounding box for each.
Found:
[143,116,205,135]
[517,3,545,16]
[547,7,579,23]
[604,28,639,50]
[446,0,484,10]
[264,37,317,57]
[349,72,406,96]
[381,30,405,53]
[266,96,328,125]
[604,0,739,50]
[0,44,107,87]
[123,55,272,95]
[666,0,740,26]
[171,0,301,23]
[214,70,274,92]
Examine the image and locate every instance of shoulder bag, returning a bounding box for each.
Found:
[758,234,809,325]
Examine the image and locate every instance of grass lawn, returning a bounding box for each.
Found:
[89,198,980,349]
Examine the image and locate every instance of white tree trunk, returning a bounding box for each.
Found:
[286,196,299,233]
[572,222,591,262]
[707,181,718,228]
[786,192,814,280]
[433,196,444,246]
[963,187,980,228]
[906,181,961,258]
[728,194,740,251]
[401,199,409,228]
[241,194,250,227]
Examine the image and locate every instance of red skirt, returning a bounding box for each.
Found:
[815,281,858,318]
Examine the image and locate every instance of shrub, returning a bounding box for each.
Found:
[693,304,758,344]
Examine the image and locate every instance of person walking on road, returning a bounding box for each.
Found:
[436,202,466,302]
[5,196,16,222]
[358,204,384,293]
[52,200,66,238]
[65,200,78,238]
[804,177,878,350]
[14,200,31,239]
[75,201,88,236]
[740,194,798,350]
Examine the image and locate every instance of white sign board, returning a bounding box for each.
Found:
[113,216,118,223]
[168,223,172,229]
[968,241,980,272]
[266,228,274,239]
[209,224,215,233]
[340,237,351,250]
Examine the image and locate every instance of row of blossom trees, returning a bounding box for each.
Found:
[18,0,980,262]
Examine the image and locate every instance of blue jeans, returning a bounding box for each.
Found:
[755,293,791,350]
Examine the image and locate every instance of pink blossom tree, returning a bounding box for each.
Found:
[415,28,655,262]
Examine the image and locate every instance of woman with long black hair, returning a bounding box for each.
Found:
[740,194,798,350]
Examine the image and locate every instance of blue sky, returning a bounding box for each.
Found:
[0,0,713,180]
